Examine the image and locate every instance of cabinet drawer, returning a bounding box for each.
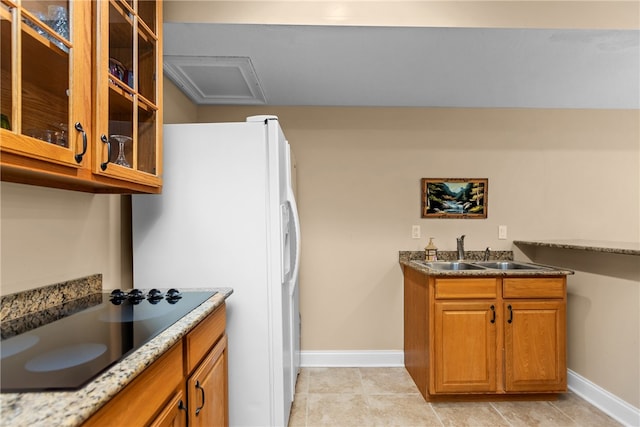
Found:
[186,302,226,373]
[503,277,565,299]
[435,278,498,299]
[83,341,183,426]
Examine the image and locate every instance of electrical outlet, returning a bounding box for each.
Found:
[498,225,508,240]
[412,225,421,239]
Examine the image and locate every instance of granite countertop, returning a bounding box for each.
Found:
[399,251,574,277]
[0,287,233,427]
[514,239,640,256]
[401,259,574,277]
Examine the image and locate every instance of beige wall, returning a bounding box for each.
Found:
[191,106,640,409]
[517,245,639,410]
[163,76,199,123]
[164,1,639,29]
[0,184,129,294]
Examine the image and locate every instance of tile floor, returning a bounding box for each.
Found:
[288,367,622,427]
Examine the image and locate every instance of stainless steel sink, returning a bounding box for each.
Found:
[414,261,487,271]
[474,261,549,270]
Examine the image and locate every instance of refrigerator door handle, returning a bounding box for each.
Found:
[287,187,301,296]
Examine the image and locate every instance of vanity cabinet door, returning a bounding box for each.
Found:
[149,387,188,427]
[504,300,566,392]
[187,334,229,427]
[82,342,184,427]
[433,301,498,394]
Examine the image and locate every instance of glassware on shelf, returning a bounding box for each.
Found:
[51,122,68,147]
[23,7,69,52]
[24,13,48,38]
[25,128,63,145]
[110,134,132,167]
[1,114,10,130]
[109,58,127,83]
[47,6,69,52]
[47,5,69,41]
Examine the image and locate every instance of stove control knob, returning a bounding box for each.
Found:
[110,289,126,298]
[166,288,182,303]
[128,289,145,302]
[147,288,164,302]
[109,289,127,304]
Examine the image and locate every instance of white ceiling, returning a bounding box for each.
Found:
[163,23,640,109]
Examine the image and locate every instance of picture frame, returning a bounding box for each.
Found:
[421,178,488,219]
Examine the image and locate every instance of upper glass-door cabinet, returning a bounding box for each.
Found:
[1,0,91,170]
[94,0,162,189]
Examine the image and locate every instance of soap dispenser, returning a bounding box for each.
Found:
[425,237,438,261]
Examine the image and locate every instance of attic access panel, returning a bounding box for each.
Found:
[163,55,266,105]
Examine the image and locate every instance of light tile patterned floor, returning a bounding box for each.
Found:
[288,367,622,427]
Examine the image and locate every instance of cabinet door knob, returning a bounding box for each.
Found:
[100,134,111,170]
[490,305,496,324]
[195,380,206,416]
[507,304,513,324]
[74,122,87,163]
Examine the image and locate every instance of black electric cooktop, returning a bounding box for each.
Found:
[0,289,216,392]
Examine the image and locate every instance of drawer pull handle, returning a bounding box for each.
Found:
[507,304,513,323]
[100,134,110,170]
[490,305,496,323]
[195,380,206,416]
[74,122,87,163]
[178,399,187,412]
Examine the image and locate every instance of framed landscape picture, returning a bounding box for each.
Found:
[421,178,488,219]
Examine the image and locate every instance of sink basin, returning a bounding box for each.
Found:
[474,261,549,270]
[415,261,487,271]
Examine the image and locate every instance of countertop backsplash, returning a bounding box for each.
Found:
[0,274,102,337]
[399,250,514,263]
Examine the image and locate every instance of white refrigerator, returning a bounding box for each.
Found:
[132,116,301,427]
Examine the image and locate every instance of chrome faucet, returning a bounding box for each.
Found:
[484,247,491,261]
[456,235,465,260]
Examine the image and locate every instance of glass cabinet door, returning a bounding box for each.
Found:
[95,0,161,187]
[0,0,91,168]
[1,3,13,132]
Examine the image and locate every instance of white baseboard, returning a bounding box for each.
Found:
[300,350,404,367]
[567,369,640,427]
[300,352,639,427]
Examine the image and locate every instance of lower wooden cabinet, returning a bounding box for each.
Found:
[404,266,567,401]
[504,300,566,392]
[150,388,188,427]
[434,301,497,394]
[187,335,228,427]
[83,302,228,426]
[83,342,185,427]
